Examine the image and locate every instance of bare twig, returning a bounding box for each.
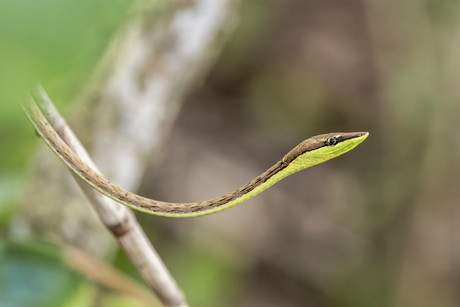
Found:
[63,245,161,307]
[30,87,188,307]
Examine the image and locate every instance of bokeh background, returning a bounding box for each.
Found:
[2,0,460,306]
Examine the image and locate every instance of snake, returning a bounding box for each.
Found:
[23,99,368,218]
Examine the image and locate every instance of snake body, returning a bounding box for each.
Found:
[23,99,368,218]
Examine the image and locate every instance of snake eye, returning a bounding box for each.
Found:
[326,137,338,146]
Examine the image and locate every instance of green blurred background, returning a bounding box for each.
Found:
[2,0,460,306]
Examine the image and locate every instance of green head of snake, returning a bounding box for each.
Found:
[199,132,370,217]
[284,132,369,174]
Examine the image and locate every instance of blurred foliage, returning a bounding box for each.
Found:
[99,294,145,307]
[0,0,134,174]
[0,240,92,307]
[0,0,134,228]
[0,175,21,227]
[166,243,245,307]
[113,235,246,307]
[0,240,150,307]
[0,0,133,103]
[0,1,136,305]
[146,0,460,306]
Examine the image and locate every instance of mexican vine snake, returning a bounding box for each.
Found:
[23,99,368,218]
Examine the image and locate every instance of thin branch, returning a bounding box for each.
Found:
[63,245,161,307]
[30,86,188,307]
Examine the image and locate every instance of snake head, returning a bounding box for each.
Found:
[282,132,369,169]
